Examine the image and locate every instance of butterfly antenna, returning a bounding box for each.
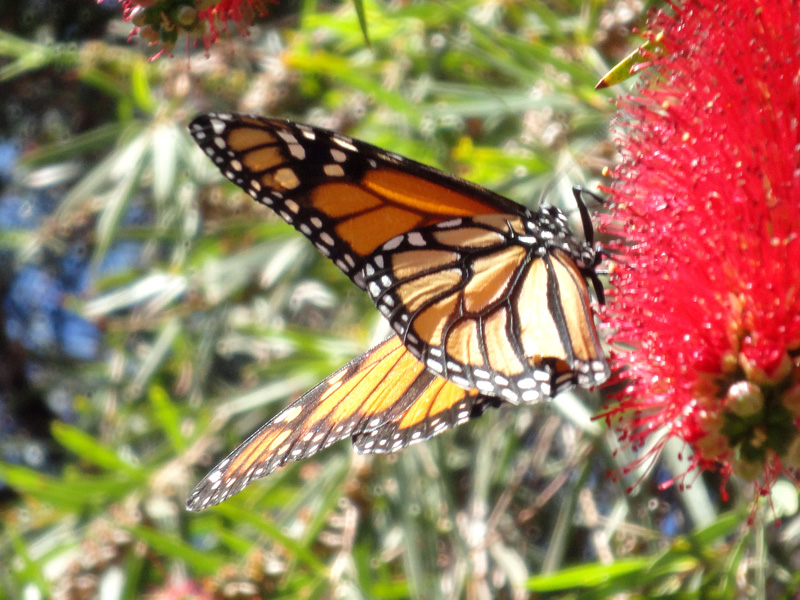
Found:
[589,272,606,305]
[571,186,605,246]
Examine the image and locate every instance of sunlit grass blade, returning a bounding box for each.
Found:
[51,422,143,476]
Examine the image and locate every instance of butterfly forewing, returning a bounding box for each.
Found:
[353,378,498,453]
[186,336,495,511]
[189,113,523,289]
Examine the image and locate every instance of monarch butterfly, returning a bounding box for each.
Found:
[186,113,609,511]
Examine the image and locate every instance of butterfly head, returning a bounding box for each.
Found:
[529,203,600,265]
[532,202,605,304]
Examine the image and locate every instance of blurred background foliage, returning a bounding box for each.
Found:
[0,0,798,598]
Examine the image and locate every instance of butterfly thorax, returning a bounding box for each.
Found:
[529,203,601,274]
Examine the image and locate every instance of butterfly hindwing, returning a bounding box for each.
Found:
[363,209,609,403]
[186,336,496,511]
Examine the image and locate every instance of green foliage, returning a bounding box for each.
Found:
[1,1,797,599]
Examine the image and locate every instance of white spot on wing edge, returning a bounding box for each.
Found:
[288,144,306,160]
[476,380,494,393]
[277,130,299,144]
[522,389,541,402]
[332,137,358,152]
[500,388,519,402]
[210,118,226,134]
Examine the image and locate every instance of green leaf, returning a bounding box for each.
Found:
[0,462,134,509]
[131,59,156,113]
[150,122,180,205]
[212,502,328,573]
[51,422,142,476]
[130,525,226,573]
[149,385,185,453]
[91,132,149,271]
[527,558,652,591]
[130,318,182,394]
[21,123,127,166]
[0,30,78,80]
[689,511,745,546]
[352,0,371,47]
[595,38,657,89]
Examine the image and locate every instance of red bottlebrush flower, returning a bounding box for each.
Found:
[115,0,274,58]
[600,0,800,501]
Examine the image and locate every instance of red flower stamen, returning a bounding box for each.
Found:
[115,0,274,57]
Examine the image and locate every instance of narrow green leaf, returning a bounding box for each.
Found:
[130,525,226,573]
[149,385,185,453]
[130,318,181,394]
[286,52,411,115]
[214,503,328,572]
[130,59,156,113]
[214,528,256,556]
[21,123,127,166]
[595,38,657,89]
[122,551,148,600]
[91,132,149,271]
[51,422,142,476]
[352,0,371,47]
[0,31,78,80]
[0,463,134,509]
[689,511,744,546]
[151,122,179,205]
[527,558,652,591]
